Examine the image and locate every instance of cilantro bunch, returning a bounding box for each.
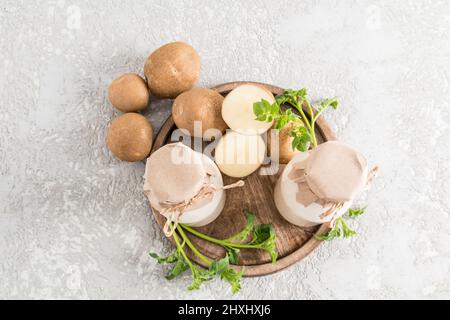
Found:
[150,212,277,294]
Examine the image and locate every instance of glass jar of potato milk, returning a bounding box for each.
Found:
[144,143,227,236]
[274,141,374,227]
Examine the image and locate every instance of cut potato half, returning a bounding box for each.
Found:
[215,131,266,178]
[268,122,302,164]
[221,84,275,135]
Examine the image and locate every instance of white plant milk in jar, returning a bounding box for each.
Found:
[274,141,373,227]
[143,143,226,235]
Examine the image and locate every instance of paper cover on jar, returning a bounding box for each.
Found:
[143,142,244,236]
[288,141,372,207]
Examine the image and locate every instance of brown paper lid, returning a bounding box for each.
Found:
[143,143,208,209]
[288,158,329,207]
[305,141,367,202]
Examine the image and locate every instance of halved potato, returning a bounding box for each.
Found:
[214,131,266,178]
[221,84,275,135]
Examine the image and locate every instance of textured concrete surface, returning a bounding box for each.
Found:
[1,0,449,299]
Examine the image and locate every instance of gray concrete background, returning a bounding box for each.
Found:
[0,0,449,299]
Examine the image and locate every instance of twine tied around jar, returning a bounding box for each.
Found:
[326,165,380,227]
[160,180,245,237]
[287,141,380,227]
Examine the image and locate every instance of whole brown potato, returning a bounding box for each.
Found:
[108,73,149,112]
[172,88,227,140]
[106,113,153,162]
[268,122,301,164]
[144,42,201,98]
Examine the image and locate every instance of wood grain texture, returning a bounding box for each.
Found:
[151,81,337,276]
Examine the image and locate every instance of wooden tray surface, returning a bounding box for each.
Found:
[151,81,336,276]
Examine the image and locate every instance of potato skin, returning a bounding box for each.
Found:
[106,113,153,162]
[268,122,301,164]
[108,73,149,112]
[172,88,227,140]
[144,42,200,98]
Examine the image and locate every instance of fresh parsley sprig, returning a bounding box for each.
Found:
[181,212,278,264]
[315,206,366,241]
[150,212,278,294]
[253,88,339,151]
[150,223,243,293]
[347,206,367,218]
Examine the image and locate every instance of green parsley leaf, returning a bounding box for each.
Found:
[271,100,280,114]
[165,254,189,280]
[316,225,341,241]
[340,218,357,238]
[289,125,312,152]
[347,206,367,218]
[149,250,178,264]
[225,212,255,243]
[276,88,308,107]
[188,264,215,291]
[227,248,240,264]
[253,99,280,122]
[253,100,265,118]
[209,254,244,294]
[315,217,357,241]
[251,224,278,263]
[221,267,244,294]
[209,255,230,275]
[318,97,339,114]
[274,108,298,130]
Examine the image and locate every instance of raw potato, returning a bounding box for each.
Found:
[106,113,153,162]
[214,131,266,178]
[172,88,227,140]
[222,84,275,135]
[268,122,301,164]
[144,42,201,98]
[108,73,149,112]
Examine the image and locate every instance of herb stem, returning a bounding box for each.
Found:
[288,99,318,148]
[310,122,317,147]
[171,225,194,269]
[313,112,321,122]
[180,224,263,250]
[313,106,327,122]
[305,99,314,121]
[177,225,211,265]
[291,101,312,132]
[304,99,318,147]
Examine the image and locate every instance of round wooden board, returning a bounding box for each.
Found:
[151,81,337,277]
